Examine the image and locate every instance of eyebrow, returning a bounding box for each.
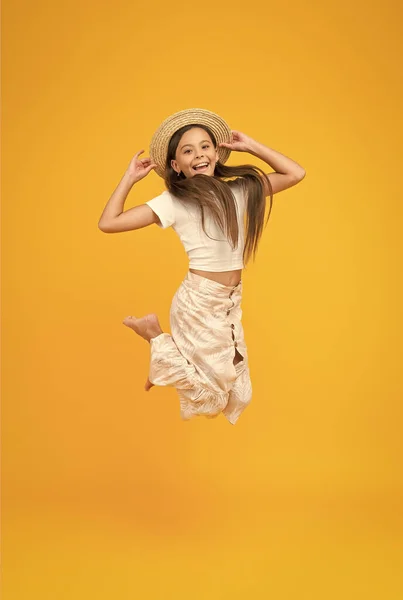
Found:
[180,139,211,150]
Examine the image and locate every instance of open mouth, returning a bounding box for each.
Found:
[193,162,209,172]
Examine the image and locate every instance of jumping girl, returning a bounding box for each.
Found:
[98,108,305,424]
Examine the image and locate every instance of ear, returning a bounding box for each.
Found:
[171,159,179,173]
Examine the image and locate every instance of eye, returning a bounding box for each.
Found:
[184,149,191,154]
[203,144,209,149]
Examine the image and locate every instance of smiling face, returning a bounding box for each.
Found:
[170,127,219,178]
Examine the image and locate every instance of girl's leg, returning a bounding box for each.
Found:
[222,361,253,425]
[123,313,163,390]
[123,312,230,420]
[122,313,163,342]
[123,313,217,395]
[122,276,252,423]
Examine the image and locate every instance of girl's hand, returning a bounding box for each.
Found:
[125,150,157,183]
[219,130,256,153]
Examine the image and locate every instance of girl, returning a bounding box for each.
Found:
[98,108,305,424]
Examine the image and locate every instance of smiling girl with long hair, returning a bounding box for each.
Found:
[99,108,305,424]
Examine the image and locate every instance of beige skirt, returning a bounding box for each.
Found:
[148,271,252,424]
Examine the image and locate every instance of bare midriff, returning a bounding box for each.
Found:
[189,268,242,287]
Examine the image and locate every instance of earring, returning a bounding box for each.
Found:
[177,171,181,177]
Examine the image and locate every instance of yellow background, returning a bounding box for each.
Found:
[2,0,403,598]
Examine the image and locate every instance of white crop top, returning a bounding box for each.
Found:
[145,179,246,272]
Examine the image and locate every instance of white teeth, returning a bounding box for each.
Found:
[194,162,209,169]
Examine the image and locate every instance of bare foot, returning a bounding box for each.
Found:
[145,378,154,392]
[122,313,163,343]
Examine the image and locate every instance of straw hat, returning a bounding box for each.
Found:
[149,108,232,178]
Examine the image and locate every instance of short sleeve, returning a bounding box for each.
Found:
[145,191,175,229]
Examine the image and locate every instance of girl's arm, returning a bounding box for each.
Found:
[220,132,306,196]
[98,151,159,233]
[248,139,305,195]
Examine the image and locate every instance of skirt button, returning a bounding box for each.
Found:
[231,324,235,329]
[234,341,238,347]
[226,310,230,315]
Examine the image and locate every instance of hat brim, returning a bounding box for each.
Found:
[149,108,232,178]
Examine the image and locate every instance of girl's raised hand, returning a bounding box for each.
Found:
[219,130,255,153]
[125,150,157,183]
